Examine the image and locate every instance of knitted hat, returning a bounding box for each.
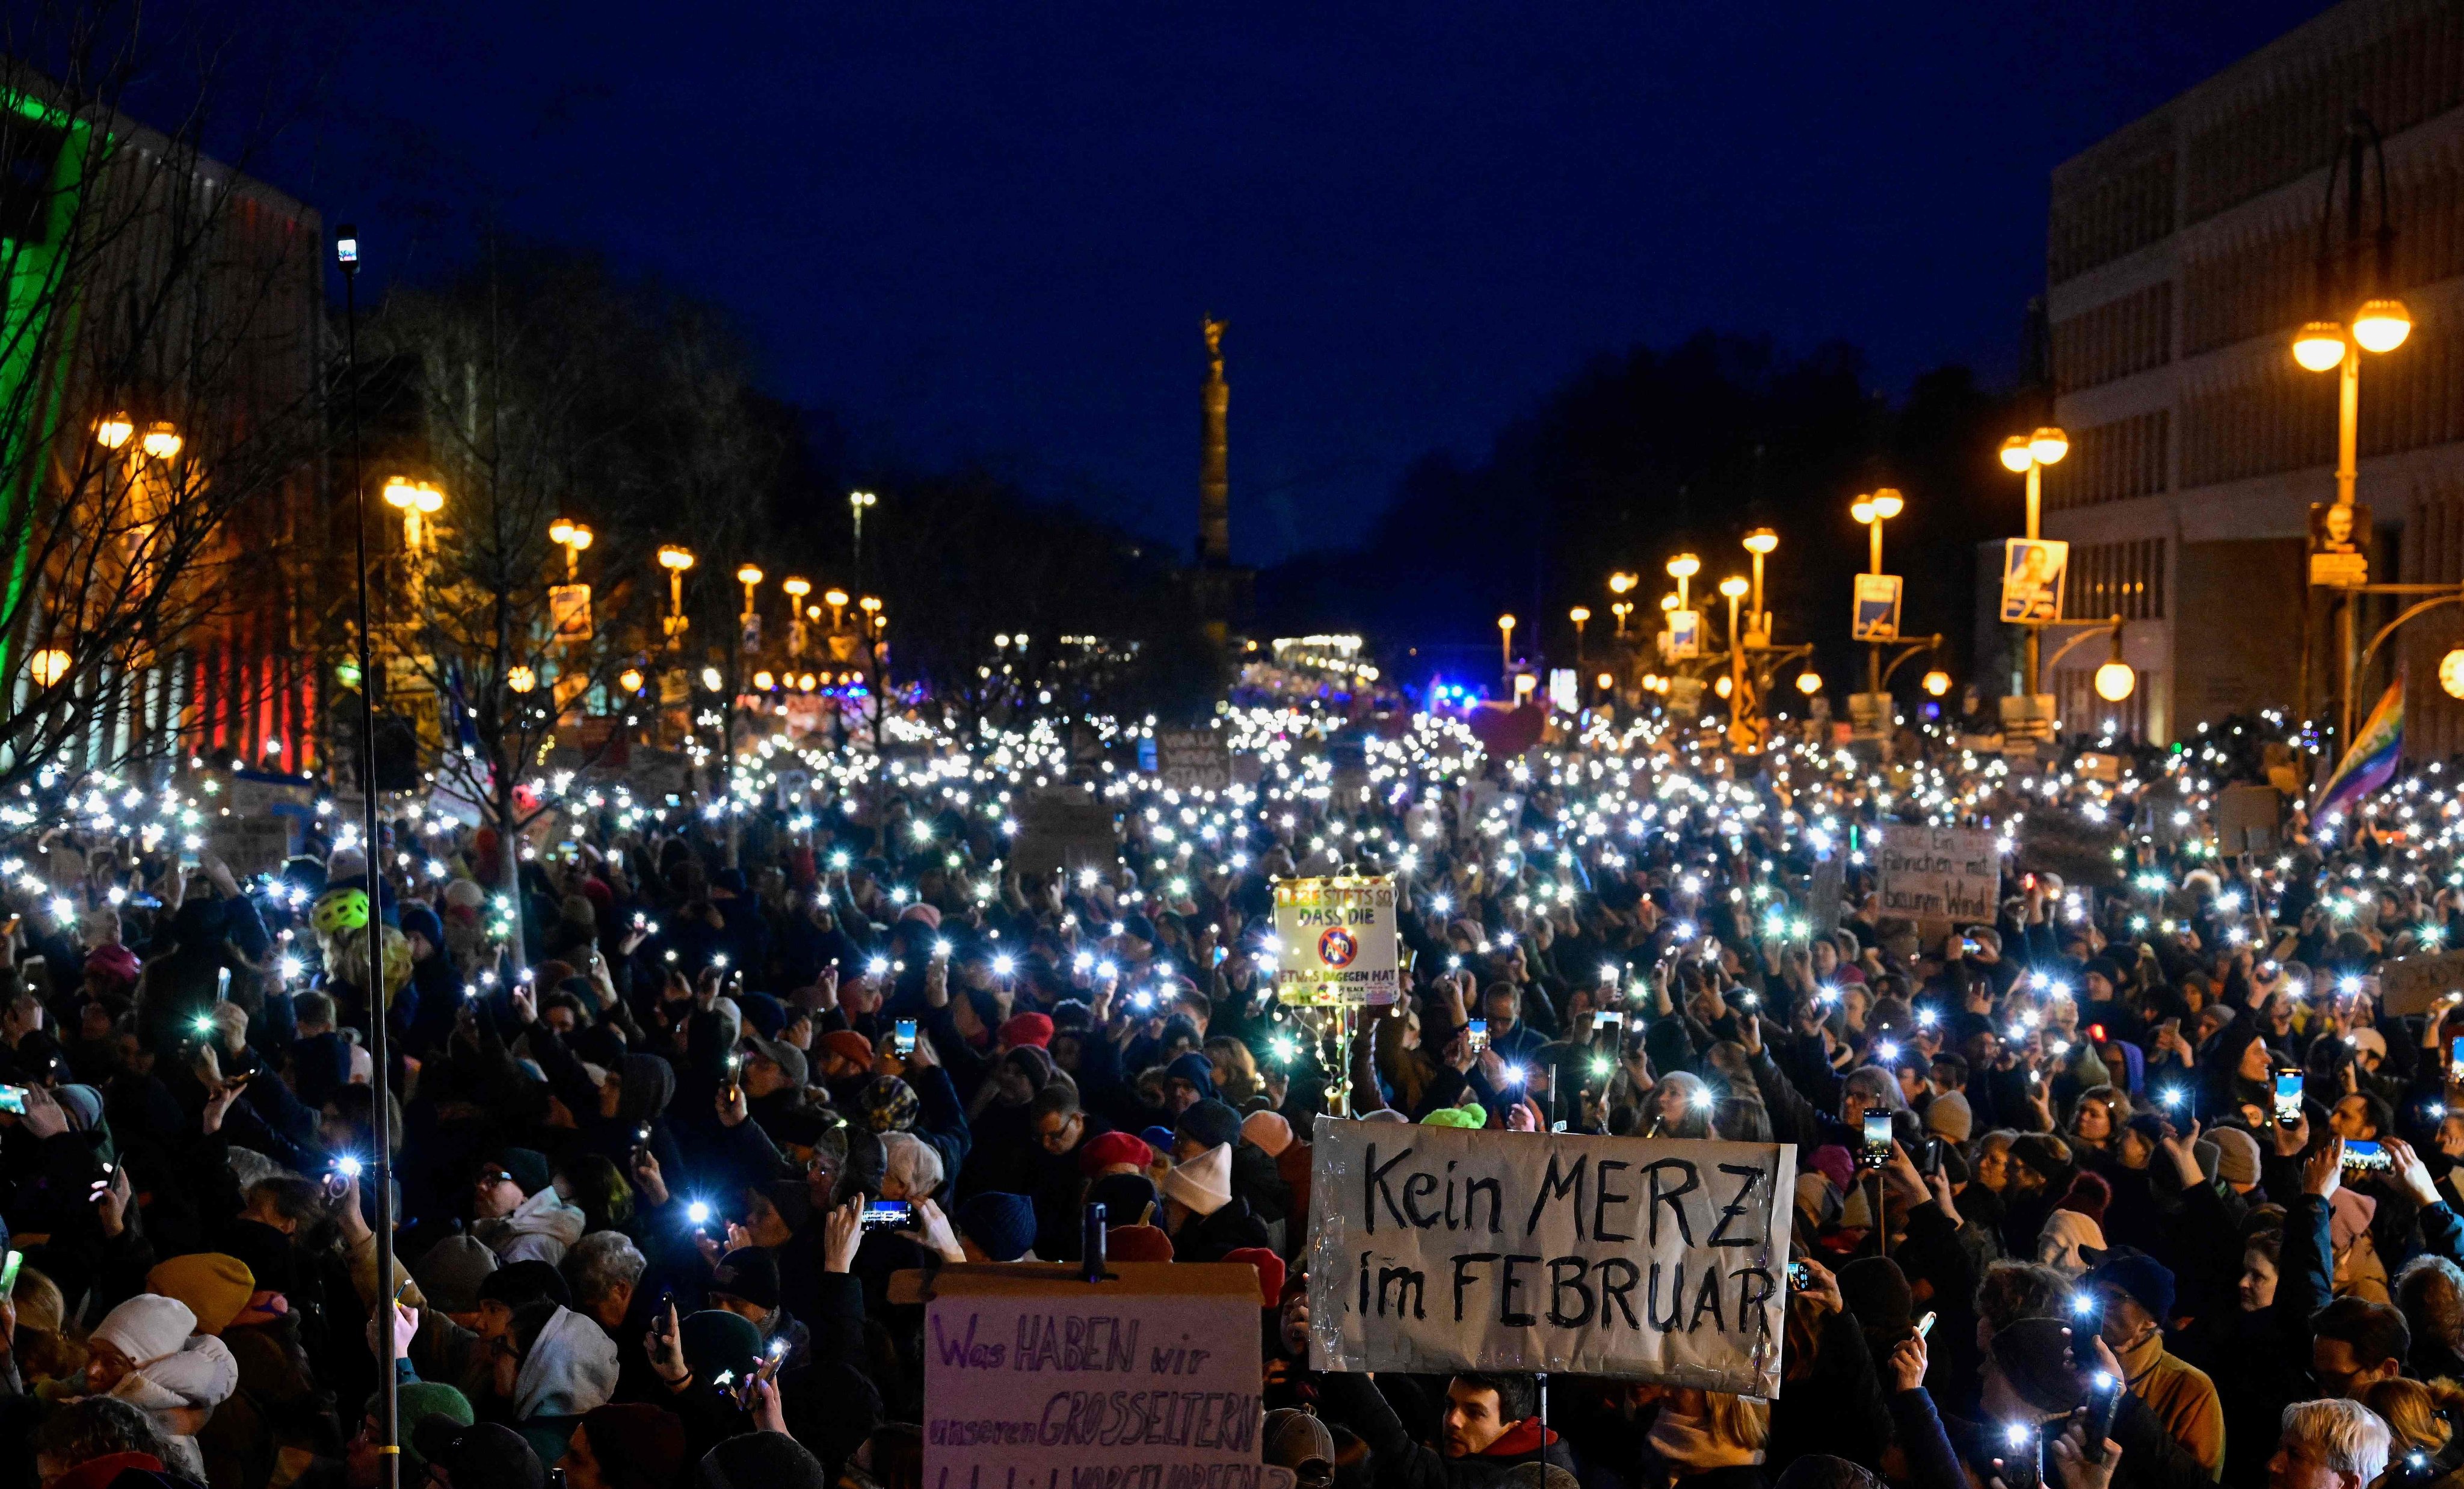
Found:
[1837,1256,1913,1337]
[497,1147,553,1197]
[1080,1131,1154,1177]
[146,1254,254,1336]
[898,903,944,931]
[1106,1224,1175,1262]
[578,1404,688,1489]
[709,1248,781,1311]
[736,993,787,1039]
[1241,1111,1295,1157]
[999,1013,1055,1049]
[1807,1144,1855,1194]
[1087,1174,1159,1228]
[1177,1098,1243,1150]
[396,1381,475,1475]
[2332,1189,2378,1254]
[678,1309,763,1383]
[1162,1143,1233,1217]
[93,1293,197,1368]
[2086,1251,2176,1323]
[1224,1246,1286,1307]
[1923,1091,1973,1144]
[2210,1126,2262,1186]
[2083,957,2125,988]
[411,1420,543,1489]
[1118,914,1157,947]
[2010,1134,2071,1182]
[414,1235,499,1314]
[861,1076,920,1133]
[696,1429,831,1489]
[955,1193,1038,1262]
[820,1031,875,1070]
[397,903,446,950]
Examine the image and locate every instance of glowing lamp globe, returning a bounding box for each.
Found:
[2293,321,2348,372]
[1717,576,1749,600]
[1796,672,1823,696]
[2353,298,2413,354]
[2028,427,2069,466]
[618,668,645,693]
[1999,435,2034,473]
[1870,489,1905,519]
[506,666,537,694]
[1665,553,1701,580]
[2093,660,2137,702]
[29,648,70,687]
[2440,647,2464,700]
[1743,529,1778,555]
[1714,675,1734,698]
[1922,669,1951,697]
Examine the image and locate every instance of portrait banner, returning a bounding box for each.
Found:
[1998,539,2068,624]
[1850,575,1902,642]
[1307,1119,1795,1396]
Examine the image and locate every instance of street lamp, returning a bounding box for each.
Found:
[1665,553,1700,612]
[29,648,70,688]
[2441,647,2464,701]
[1497,614,1516,687]
[1717,576,1750,744]
[1850,490,1904,696]
[1796,671,1823,696]
[658,544,695,647]
[140,422,182,461]
[737,563,763,615]
[547,518,593,582]
[1569,606,1590,664]
[824,587,850,630]
[618,667,645,694]
[1922,669,1952,698]
[507,665,537,694]
[783,577,811,656]
[1742,527,1777,641]
[849,490,878,578]
[94,412,132,450]
[2000,429,2066,698]
[1610,601,1633,636]
[382,477,444,555]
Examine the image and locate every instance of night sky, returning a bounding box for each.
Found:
[196,1,2332,565]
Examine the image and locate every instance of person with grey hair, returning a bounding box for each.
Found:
[565,1230,647,1331]
[2268,1399,2389,1489]
[33,1398,176,1487]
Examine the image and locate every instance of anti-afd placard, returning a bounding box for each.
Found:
[1271,877,1399,1007]
[923,1262,1270,1489]
[1874,823,2002,924]
[1307,1118,1795,1397]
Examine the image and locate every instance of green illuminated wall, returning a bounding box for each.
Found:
[0,87,94,677]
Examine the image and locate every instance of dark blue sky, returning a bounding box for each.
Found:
[220,1,2331,564]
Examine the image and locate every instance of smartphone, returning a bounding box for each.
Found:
[1594,1010,1625,1036]
[2080,1370,2122,1464]
[2273,1070,2305,1126]
[860,1199,914,1232]
[0,1085,26,1116]
[895,1019,918,1057]
[2448,1035,2464,1087]
[1998,1421,2043,1489]
[2068,1292,2102,1367]
[0,1249,20,1301]
[1861,1110,1893,1170]
[1787,1260,1811,1290]
[1915,1310,1936,1339]
[1466,1019,1489,1055]
[1914,1135,1942,1177]
[2343,1139,2392,1171]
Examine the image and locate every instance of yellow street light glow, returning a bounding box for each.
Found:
[701,666,724,691]
[824,588,849,607]
[753,670,775,690]
[1596,672,1614,690]
[658,545,695,571]
[1568,606,1591,624]
[1665,554,1701,580]
[848,490,878,509]
[2442,648,2464,701]
[858,595,882,613]
[549,519,576,544]
[783,577,811,598]
[1999,435,2034,473]
[1714,675,1733,698]
[2353,298,2413,354]
[2093,660,2137,702]
[140,422,182,461]
[1717,576,1748,599]
[618,668,645,693]
[1497,614,1516,632]
[2027,428,2069,466]
[94,413,133,450]
[1796,672,1823,695]
[1608,571,1637,594]
[1742,528,1777,555]
[798,672,817,690]
[736,564,764,587]
[1852,499,1876,524]
[507,666,537,693]
[383,477,421,509]
[1922,669,1951,697]
[29,648,70,687]
[1659,593,1679,611]
[2294,321,2349,372]
[1870,488,1904,519]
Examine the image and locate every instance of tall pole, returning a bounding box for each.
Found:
[2023,460,2042,697]
[337,225,400,1489]
[1724,589,1743,741]
[1867,520,1884,696]
[2338,340,2361,746]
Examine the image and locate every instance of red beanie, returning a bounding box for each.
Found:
[1000,1013,1055,1049]
[1107,1224,1174,1263]
[1080,1131,1154,1177]
[1224,1247,1286,1308]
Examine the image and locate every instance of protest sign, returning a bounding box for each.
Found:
[921,1262,1268,1489]
[1875,823,2001,923]
[2216,784,2282,853]
[1272,877,1399,1007]
[2379,951,2464,1019]
[1155,728,1233,793]
[1307,1119,1794,1396]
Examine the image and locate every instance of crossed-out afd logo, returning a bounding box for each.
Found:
[1317,925,1359,969]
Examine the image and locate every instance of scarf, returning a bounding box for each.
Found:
[1647,1403,1764,1470]
[1480,1418,1559,1460]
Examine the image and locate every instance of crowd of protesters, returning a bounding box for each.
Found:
[0,709,2454,1489]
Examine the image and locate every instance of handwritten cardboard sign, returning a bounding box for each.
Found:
[2380,952,2464,1019]
[1876,823,2001,923]
[1307,1119,1796,1396]
[923,1263,1266,1489]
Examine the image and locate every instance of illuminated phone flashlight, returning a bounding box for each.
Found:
[1875,1041,1899,1061]
[336,1155,363,1179]
[194,1014,215,1034]
[279,954,303,981]
[868,957,889,977]
[1503,1064,1526,1086]
[993,954,1015,977]
[1073,951,1094,973]
[1098,960,1118,978]
[2161,1087,2184,1109]
[687,1200,712,1226]
[1817,984,1841,1004]
[2071,1292,2095,1317]
[712,953,729,969]
[1691,1087,1715,1110]
[1917,1007,1938,1027]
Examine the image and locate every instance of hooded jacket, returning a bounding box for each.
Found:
[513,1304,621,1466]
[475,1185,588,1267]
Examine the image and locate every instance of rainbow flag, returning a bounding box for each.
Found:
[2316,678,2404,823]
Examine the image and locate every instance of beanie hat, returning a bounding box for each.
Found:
[397,904,446,949]
[1087,1174,1159,1228]
[93,1293,197,1368]
[1808,1144,1855,1194]
[2125,1114,2172,1152]
[695,1428,831,1489]
[678,1309,763,1384]
[2055,1169,2111,1224]
[1162,1143,1233,1217]
[763,1180,816,1236]
[898,903,944,931]
[736,992,787,1039]
[821,1031,876,1070]
[411,1420,543,1489]
[1923,1091,1973,1144]
[1177,1098,1243,1150]
[396,1381,475,1475]
[579,1404,688,1489]
[146,1254,254,1336]
[478,1259,570,1310]
[2331,1189,2378,1254]
[861,1076,921,1133]
[955,1193,1038,1261]
[1142,1125,1178,1154]
[1989,1317,2088,1413]
[1119,913,1157,947]
[1224,1246,1286,1308]
[497,1147,553,1197]
[1241,1111,1295,1157]
[2083,957,2125,988]
[2210,1126,2262,1186]
[1164,1052,1218,1101]
[2350,1027,2389,1061]
[2010,1134,2071,1183]
[1836,1256,1914,1337]
[415,1235,499,1314]
[1106,1224,1175,1262]
[999,1013,1055,1049]
[1080,1131,1154,1177]
[2086,1251,2176,1324]
[709,1248,781,1311]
